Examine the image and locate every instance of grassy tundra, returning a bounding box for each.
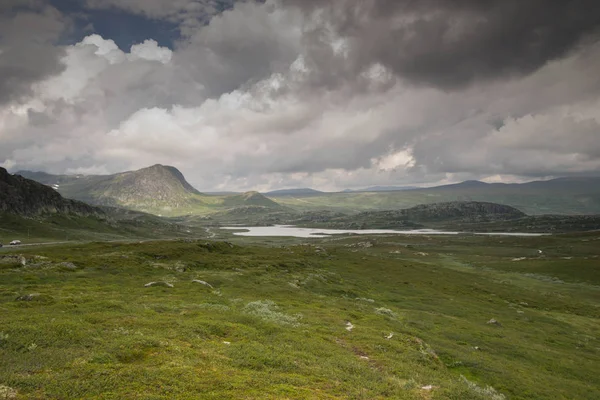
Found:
[0,232,599,399]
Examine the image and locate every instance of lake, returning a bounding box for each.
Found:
[220,225,548,238]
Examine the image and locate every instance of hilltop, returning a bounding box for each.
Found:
[18,165,202,211]
[18,166,285,216]
[223,191,282,208]
[264,188,324,197]
[0,167,213,243]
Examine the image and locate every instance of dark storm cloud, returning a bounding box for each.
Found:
[0,3,68,105]
[284,0,600,89]
[2,0,600,191]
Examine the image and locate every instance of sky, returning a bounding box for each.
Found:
[1,0,600,192]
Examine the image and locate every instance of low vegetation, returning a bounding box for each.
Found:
[1,232,598,399]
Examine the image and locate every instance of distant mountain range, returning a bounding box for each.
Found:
[343,185,420,192]
[267,177,600,215]
[14,166,600,216]
[264,188,324,196]
[16,165,282,215]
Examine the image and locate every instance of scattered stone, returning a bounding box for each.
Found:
[375,307,397,318]
[421,385,434,391]
[19,256,27,266]
[517,310,525,314]
[487,318,502,326]
[474,346,481,351]
[345,322,354,332]
[59,262,78,270]
[16,293,40,301]
[0,384,17,399]
[192,280,214,288]
[144,281,174,288]
[511,257,527,261]
[346,241,374,248]
[415,252,429,256]
[385,333,394,340]
[355,297,375,303]
[223,341,231,345]
[519,302,529,307]
[359,355,369,360]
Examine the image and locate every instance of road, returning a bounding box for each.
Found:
[0,233,222,252]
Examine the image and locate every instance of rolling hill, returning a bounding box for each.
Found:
[16,166,600,216]
[17,164,203,211]
[17,166,285,216]
[264,188,324,197]
[289,201,527,230]
[269,177,600,215]
[223,191,283,208]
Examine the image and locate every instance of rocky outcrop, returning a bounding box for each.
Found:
[0,167,104,217]
[401,201,526,222]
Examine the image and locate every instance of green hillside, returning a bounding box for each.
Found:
[222,191,283,208]
[16,167,600,217]
[268,178,600,215]
[16,167,284,217]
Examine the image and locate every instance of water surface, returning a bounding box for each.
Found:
[220,225,547,238]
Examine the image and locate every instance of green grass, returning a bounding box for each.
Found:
[268,187,600,215]
[0,212,209,246]
[0,233,598,399]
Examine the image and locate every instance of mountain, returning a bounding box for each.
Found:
[223,191,282,208]
[265,188,324,197]
[17,166,287,216]
[431,180,490,190]
[17,165,203,212]
[0,167,103,217]
[273,176,600,215]
[16,167,600,216]
[347,185,420,192]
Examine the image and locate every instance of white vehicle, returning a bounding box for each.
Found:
[9,240,21,246]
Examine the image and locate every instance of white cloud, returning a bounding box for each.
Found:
[1,0,600,191]
[129,40,173,64]
[374,149,416,172]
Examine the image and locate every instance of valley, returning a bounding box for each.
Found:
[3,3,600,399]
[1,165,599,399]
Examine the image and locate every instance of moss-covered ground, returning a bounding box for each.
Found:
[0,232,598,399]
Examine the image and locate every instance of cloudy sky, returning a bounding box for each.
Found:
[1,0,600,191]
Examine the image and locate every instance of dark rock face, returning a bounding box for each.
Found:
[0,167,103,217]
